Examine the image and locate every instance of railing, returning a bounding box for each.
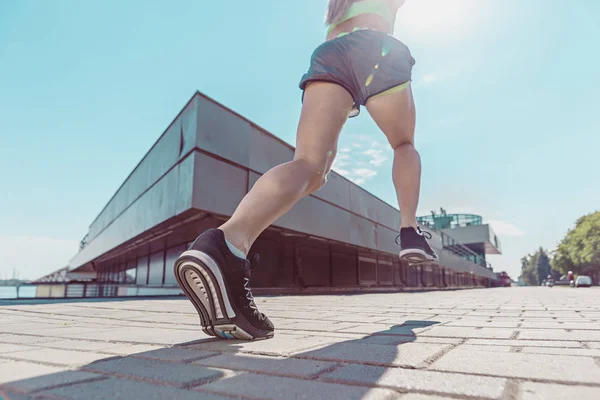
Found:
[421,223,493,270]
[79,233,89,251]
[1,284,183,300]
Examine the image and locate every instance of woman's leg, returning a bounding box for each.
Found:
[365,84,418,229]
[218,82,354,255]
[366,84,437,263]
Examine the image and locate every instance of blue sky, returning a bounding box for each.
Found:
[1,0,598,280]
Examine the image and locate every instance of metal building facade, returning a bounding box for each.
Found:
[65,92,497,297]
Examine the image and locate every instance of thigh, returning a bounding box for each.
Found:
[365,83,416,148]
[295,81,354,173]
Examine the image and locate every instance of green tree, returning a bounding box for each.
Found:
[536,248,551,285]
[520,254,537,286]
[519,248,552,285]
[553,211,600,275]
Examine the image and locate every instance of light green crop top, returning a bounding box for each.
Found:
[327,0,396,34]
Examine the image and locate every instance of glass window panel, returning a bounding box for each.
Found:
[148,251,165,285]
[136,256,148,285]
[125,260,137,284]
[164,245,186,286]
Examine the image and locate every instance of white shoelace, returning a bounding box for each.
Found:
[244,277,257,310]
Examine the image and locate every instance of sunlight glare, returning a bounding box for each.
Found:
[397,0,481,40]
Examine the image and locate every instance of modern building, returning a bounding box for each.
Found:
[26,92,502,299]
[417,209,501,270]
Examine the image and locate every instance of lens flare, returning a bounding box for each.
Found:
[381,42,391,57]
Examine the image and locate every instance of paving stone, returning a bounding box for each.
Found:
[521,347,600,357]
[0,360,66,384]
[285,330,365,339]
[264,311,334,320]
[519,329,600,341]
[0,334,59,345]
[187,334,338,356]
[34,327,122,340]
[40,377,234,400]
[194,353,337,378]
[3,370,103,393]
[444,319,520,328]
[458,344,513,352]
[520,322,600,330]
[6,348,111,366]
[71,327,207,345]
[465,339,583,348]
[420,326,515,339]
[335,323,436,336]
[358,335,461,346]
[519,382,600,400]
[430,348,600,383]
[83,356,225,387]
[126,313,199,324]
[101,344,165,355]
[321,363,506,399]
[364,316,441,325]
[38,339,131,352]
[327,314,392,323]
[198,372,400,399]
[297,341,449,368]
[268,318,299,327]
[0,344,37,354]
[132,347,218,363]
[427,309,469,316]
[278,321,361,332]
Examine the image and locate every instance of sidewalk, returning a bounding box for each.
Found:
[1,287,600,399]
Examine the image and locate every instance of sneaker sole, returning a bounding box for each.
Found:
[174,250,274,341]
[399,248,438,265]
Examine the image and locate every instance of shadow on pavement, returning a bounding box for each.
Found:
[0,320,440,399]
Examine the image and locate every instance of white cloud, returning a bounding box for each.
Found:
[363,148,389,167]
[353,168,377,179]
[331,135,391,185]
[488,221,525,237]
[332,167,349,176]
[0,236,79,281]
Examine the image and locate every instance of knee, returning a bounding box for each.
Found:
[293,158,330,195]
[391,140,414,151]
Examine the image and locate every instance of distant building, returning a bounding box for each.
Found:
[417,209,501,267]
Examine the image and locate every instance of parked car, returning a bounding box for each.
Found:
[553,279,572,286]
[575,275,592,288]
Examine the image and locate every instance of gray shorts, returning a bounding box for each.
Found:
[299,29,416,118]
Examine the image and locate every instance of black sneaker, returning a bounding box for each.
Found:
[396,226,438,264]
[173,228,274,340]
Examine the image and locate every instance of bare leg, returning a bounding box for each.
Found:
[218,82,354,255]
[365,84,419,229]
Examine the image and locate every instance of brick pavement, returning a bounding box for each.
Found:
[0,287,599,399]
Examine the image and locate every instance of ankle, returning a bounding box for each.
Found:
[400,222,418,230]
[218,227,250,256]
